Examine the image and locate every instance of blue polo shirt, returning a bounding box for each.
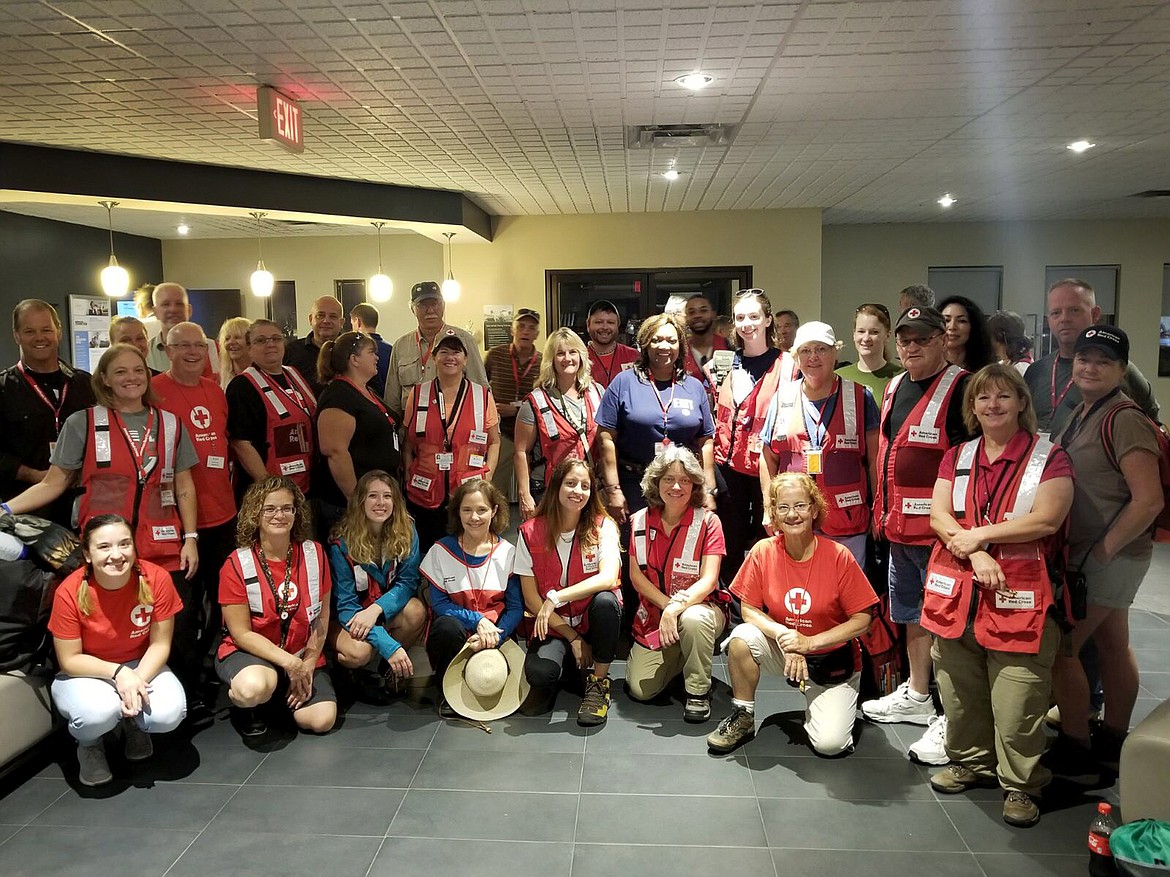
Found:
[597,368,715,466]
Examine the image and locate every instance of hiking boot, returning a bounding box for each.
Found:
[122,718,153,762]
[1002,790,1040,828]
[861,681,936,725]
[77,741,112,787]
[1091,724,1127,768]
[707,706,756,754]
[929,764,998,794]
[908,715,950,766]
[230,707,267,738]
[683,692,712,723]
[1041,732,1100,784]
[578,674,611,727]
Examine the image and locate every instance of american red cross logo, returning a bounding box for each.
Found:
[784,587,812,616]
[190,406,211,429]
[130,603,153,627]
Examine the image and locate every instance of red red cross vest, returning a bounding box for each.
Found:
[629,506,724,649]
[518,515,620,637]
[766,377,870,536]
[526,384,602,474]
[921,435,1058,654]
[714,353,790,476]
[80,405,183,571]
[406,378,491,509]
[220,541,324,660]
[875,365,966,544]
[242,366,317,493]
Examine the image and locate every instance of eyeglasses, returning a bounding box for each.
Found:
[251,334,285,346]
[415,299,443,312]
[261,505,296,518]
[775,502,811,515]
[895,333,942,350]
[166,341,205,352]
[856,303,890,317]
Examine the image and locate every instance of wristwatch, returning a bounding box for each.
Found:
[705,487,718,497]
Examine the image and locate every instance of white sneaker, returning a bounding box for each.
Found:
[861,681,936,725]
[908,715,950,765]
[77,741,112,787]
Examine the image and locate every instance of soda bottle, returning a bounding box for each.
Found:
[1088,801,1118,877]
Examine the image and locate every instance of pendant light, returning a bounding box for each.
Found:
[368,221,392,302]
[441,232,461,302]
[98,200,130,297]
[249,211,274,297]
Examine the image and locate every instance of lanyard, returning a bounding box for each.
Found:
[971,443,1023,526]
[458,535,500,594]
[551,387,587,437]
[417,330,437,372]
[1061,388,1120,449]
[591,346,618,385]
[112,409,156,485]
[1050,356,1074,413]
[648,509,689,586]
[651,377,677,434]
[256,543,298,648]
[801,378,837,451]
[435,378,470,452]
[340,376,396,428]
[510,345,538,390]
[17,362,68,431]
[272,370,312,417]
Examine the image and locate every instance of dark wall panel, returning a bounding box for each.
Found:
[0,211,163,367]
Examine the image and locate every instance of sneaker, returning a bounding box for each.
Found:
[578,674,611,727]
[1002,790,1040,828]
[929,764,998,794]
[77,741,112,787]
[908,715,950,766]
[683,692,712,723]
[1040,732,1100,784]
[861,681,936,725]
[1045,704,1102,730]
[230,707,267,738]
[122,718,153,762]
[707,706,756,754]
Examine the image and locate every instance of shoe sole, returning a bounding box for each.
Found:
[78,773,113,787]
[1003,812,1040,828]
[707,731,754,754]
[930,777,997,794]
[684,711,711,724]
[862,710,935,726]
[577,716,608,727]
[909,749,950,766]
[125,748,153,762]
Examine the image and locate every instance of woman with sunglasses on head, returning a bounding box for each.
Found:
[514,328,603,521]
[712,289,792,583]
[314,331,403,538]
[48,514,187,786]
[837,303,903,398]
[940,295,996,373]
[327,470,426,702]
[217,317,253,390]
[216,476,336,738]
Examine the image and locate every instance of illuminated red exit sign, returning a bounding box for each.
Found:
[257,86,303,153]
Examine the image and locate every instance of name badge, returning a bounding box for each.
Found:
[994,590,1037,610]
[469,453,486,469]
[307,603,322,623]
[49,441,57,455]
[902,497,932,515]
[436,452,454,470]
[410,474,433,491]
[469,430,488,444]
[909,425,940,444]
[654,438,673,456]
[206,455,226,470]
[393,433,400,451]
[583,554,600,573]
[621,361,635,371]
[152,525,178,541]
[804,449,822,475]
[673,558,701,575]
[835,490,864,508]
[925,571,957,597]
[834,434,859,451]
[159,489,176,507]
[280,459,307,475]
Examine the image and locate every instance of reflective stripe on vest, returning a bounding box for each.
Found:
[630,508,704,575]
[415,380,486,436]
[884,365,962,440]
[93,406,113,469]
[776,378,860,446]
[530,388,561,440]
[234,541,322,617]
[244,366,315,419]
[951,435,1055,520]
[92,405,177,480]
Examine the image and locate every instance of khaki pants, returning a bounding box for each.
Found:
[932,617,1060,797]
[493,431,518,502]
[626,603,726,699]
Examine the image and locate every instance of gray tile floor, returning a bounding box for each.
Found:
[1,552,1168,877]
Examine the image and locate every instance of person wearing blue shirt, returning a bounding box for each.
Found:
[350,303,393,397]
[327,469,425,702]
[596,312,718,525]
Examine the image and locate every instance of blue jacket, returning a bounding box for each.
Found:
[370,333,393,398]
[328,530,420,660]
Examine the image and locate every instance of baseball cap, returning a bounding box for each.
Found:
[411,281,442,303]
[894,305,946,336]
[515,308,541,324]
[432,328,467,355]
[791,321,836,352]
[1074,325,1129,363]
[587,299,619,317]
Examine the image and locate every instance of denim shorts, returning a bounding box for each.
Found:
[888,542,933,624]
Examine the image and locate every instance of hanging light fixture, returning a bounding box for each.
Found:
[98,200,130,297]
[441,232,461,302]
[368,221,392,302]
[249,211,274,297]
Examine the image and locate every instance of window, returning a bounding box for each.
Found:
[926,266,1002,316]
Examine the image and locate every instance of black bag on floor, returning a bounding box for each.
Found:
[0,558,58,672]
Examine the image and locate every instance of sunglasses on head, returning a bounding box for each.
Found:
[736,288,766,298]
[856,303,890,317]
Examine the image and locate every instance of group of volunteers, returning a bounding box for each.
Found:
[0,276,1160,832]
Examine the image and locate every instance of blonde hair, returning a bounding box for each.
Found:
[766,472,827,527]
[962,363,1037,436]
[535,328,593,392]
[77,515,152,616]
[218,316,252,387]
[332,470,415,565]
[91,343,157,408]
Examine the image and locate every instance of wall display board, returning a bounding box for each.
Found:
[69,295,113,371]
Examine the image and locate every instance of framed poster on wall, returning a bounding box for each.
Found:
[69,295,114,372]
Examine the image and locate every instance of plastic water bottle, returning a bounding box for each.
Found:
[1088,801,1118,877]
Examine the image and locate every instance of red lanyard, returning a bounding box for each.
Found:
[1050,357,1074,413]
[648,508,690,586]
[340,376,396,427]
[510,345,537,390]
[417,331,433,371]
[113,409,156,483]
[592,346,617,385]
[458,535,500,593]
[651,377,677,432]
[17,362,68,431]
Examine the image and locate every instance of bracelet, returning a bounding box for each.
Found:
[0,502,11,515]
[183,532,199,541]
[547,589,565,608]
[112,663,127,681]
[604,484,622,494]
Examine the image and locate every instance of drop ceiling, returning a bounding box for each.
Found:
[2,0,1169,232]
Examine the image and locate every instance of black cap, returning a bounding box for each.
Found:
[1074,325,1129,363]
[411,281,442,303]
[587,299,619,317]
[516,308,541,324]
[432,328,467,355]
[894,305,946,336]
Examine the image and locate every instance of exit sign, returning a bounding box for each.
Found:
[257,86,303,153]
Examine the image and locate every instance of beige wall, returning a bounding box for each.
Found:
[822,219,1170,394]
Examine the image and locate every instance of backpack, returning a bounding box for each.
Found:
[1100,402,1170,542]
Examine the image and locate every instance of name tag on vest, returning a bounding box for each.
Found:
[835,434,859,450]
[469,453,486,469]
[901,497,932,515]
[583,556,600,573]
[925,571,957,597]
[280,459,307,475]
[994,590,1036,610]
[436,453,454,470]
[673,558,701,575]
[835,490,864,509]
[908,425,939,444]
[152,525,178,541]
[469,430,488,444]
[206,455,226,469]
[410,474,433,491]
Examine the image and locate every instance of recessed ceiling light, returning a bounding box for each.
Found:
[1067,139,1096,153]
[662,169,680,181]
[673,72,713,90]
[937,193,956,208]
[176,223,190,235]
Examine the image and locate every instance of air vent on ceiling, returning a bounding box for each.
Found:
[626,124,737,149]
[1131,190,1170,198]
[274,219,333,227]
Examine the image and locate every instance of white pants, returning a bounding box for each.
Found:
[51,661,187,744]
[728,622,860,756]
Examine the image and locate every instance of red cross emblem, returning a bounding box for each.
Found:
[906,308,921,319]
[130,603,153,627]
[190,406,211,429]
[784,587,812,616]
